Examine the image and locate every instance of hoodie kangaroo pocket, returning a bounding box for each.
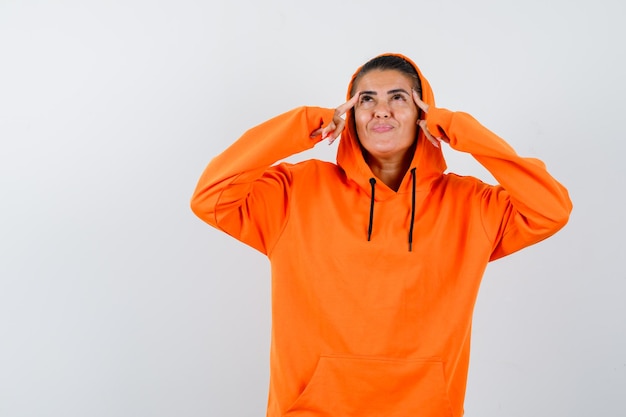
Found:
[283,355,454,417]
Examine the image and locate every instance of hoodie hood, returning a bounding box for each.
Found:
[337,53,447,201]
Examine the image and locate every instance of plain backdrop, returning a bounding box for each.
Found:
[1,0,625,416]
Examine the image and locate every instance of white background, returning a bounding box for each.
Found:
[1,0,625,416]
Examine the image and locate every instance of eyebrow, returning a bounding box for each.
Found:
[360,88,411,96]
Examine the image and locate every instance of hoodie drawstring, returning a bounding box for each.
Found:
[367,178,376,241]
[408,168,417,252]
[366,169,417,251]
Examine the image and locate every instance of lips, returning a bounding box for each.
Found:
[371,124,394,133]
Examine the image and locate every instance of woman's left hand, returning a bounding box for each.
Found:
[412,90,450,149]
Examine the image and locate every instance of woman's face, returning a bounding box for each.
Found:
[353,69,419,163]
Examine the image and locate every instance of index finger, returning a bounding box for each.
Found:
[334,92,360,117]
[412,89,429,113]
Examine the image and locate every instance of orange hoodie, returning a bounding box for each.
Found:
[191,54,572,417]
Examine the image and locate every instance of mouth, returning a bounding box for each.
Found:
[371,124,394,133]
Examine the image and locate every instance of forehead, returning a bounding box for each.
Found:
[354,69,414,92]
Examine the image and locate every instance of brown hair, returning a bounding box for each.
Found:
[350,54,422,99]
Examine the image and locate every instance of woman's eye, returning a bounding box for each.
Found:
[358,95,375,108]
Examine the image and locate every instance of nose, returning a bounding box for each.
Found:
[374,103,390,118]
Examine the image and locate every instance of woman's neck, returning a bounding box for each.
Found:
[365,146,415,191]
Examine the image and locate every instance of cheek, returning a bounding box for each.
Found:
[399,107,419,125]
[354,111,369,133]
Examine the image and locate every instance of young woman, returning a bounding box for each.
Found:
[191,53,572,417]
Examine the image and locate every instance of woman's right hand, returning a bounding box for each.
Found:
[310,92,360,144]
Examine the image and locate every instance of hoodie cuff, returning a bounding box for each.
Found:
[307,106,337,145]
[425,107,455,141]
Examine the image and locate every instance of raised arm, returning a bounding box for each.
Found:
[190,106,335,254]
[413,92,572,259]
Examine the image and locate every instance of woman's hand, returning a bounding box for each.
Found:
[310,93,360,145]
[412,89,450,149]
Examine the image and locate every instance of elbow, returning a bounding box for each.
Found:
[557,193,573,226]
[189,188,200,215]
[523,197,573,241]
[190,190,213,223]
[545,197,573,234]
[190,195,202,219]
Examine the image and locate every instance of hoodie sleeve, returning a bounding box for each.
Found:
[190,106,335,255]
[426,107,572,260]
